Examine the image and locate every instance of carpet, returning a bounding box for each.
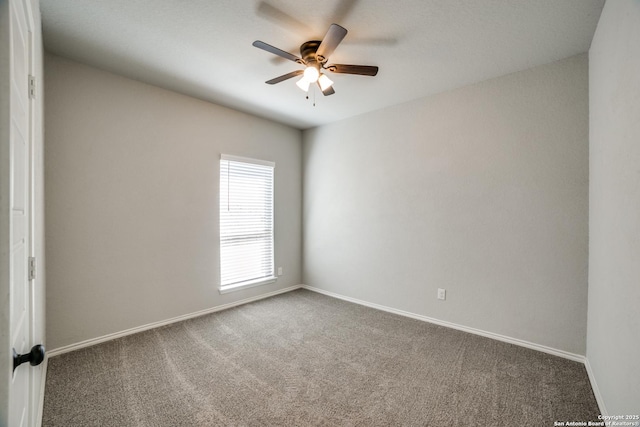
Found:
[43,289,600,426]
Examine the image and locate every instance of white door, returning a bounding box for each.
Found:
[7,0,34,425]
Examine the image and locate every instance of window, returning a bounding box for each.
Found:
[219,155,275,293]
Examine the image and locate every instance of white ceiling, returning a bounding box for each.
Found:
[40,0,604,130]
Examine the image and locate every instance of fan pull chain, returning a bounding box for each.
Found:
[304,86,317,107]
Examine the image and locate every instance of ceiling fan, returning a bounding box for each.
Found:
[252,23,379,96]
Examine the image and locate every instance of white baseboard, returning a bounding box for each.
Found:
[302,285,586,363]
[47,285,302,358]
[584,357,608,416]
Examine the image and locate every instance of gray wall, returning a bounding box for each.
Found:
[303,55,589,355]
[45,54,302,350]
[588,0,640,414]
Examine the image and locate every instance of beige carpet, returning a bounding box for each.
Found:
[43,289,599,426]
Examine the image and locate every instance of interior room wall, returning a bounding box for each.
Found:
[44,54,303,350]
[303,54,589,355]
[587,0,640,414]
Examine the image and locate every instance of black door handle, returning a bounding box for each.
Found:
[13,344,45,371]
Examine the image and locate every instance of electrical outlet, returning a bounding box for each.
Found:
[277,267,283,276]
[437,288,446,300]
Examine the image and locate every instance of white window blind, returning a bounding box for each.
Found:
[219,155,275,290]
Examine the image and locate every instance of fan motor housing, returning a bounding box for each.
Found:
[300,41,322,67]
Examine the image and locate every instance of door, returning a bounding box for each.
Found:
[7,0,33,425]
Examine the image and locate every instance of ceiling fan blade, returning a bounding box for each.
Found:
[253,41,303,64]
[256,2,311,33]
[265,70,304,85]
[326,64,379,76]
[343,36,398,47]
[332,0,360,24]
[316,24,348,61]
[317,81,335,96]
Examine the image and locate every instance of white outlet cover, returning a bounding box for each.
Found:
[437,288,446,300]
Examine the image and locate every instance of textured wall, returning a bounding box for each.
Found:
[588,0,640,415]
[303,55,589,355]
[45,54,302,350]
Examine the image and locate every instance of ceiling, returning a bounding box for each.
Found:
[40,0,604,130]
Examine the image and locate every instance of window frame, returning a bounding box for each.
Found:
[218,154,276,294]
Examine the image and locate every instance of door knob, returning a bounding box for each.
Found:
[13,344,45,371]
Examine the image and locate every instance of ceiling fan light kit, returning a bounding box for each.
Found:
[303,66,320,83]
[253,23,379,99]
[318,74,333,91]
[295,77,311,92]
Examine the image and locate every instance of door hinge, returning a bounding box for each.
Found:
[28,257,36,281]
[28,75,36,99]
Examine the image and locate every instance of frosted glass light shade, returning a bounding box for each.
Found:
[318,74,334,91]
[296,77,311,92]
[303,66,320,83]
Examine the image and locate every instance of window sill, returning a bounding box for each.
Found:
[218,277,277,294]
